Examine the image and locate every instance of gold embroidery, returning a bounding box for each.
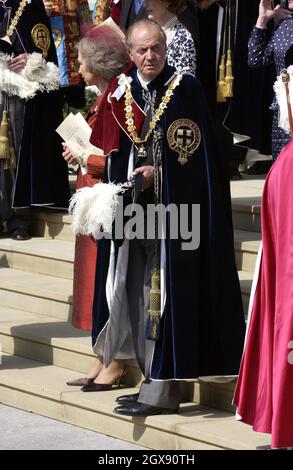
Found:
[31,24,50,58]
[167,119,201,165]
[52,28,62,49]
[6,0,27,38]
[94,0,111,25]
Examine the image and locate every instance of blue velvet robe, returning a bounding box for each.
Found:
[92,65,245,380]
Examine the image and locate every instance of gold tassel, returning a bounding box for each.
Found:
[145,269,161,341]
[217,53,227,102]
[0,110,10,160]
[8,115,17,170]
[224,49,234,98]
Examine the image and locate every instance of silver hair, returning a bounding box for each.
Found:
[126,18,167,51]
[77,30,129,82]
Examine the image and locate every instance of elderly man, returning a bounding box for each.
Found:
[90,19,245,417]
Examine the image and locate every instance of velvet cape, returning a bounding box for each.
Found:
[0,0,69,209]
[91,65,245,380]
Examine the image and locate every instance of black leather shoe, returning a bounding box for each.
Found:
[115,392,139,404]
[113,402,177,417]
[11,227,30,241]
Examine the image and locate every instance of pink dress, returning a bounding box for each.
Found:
[233,140,293,449]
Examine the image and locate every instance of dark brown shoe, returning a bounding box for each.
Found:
[81,383,115,392]
[81,367,127,392]
[66,377,94,386]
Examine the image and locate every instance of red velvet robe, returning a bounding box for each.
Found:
[72,100,105,330]
[233,140,293,449]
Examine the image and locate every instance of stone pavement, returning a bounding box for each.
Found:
[0,404,144,450]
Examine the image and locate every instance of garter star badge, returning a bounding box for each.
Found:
[167,119,201,165]
[31,24,50,58]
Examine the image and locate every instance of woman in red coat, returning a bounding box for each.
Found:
[72,103,105,332]
[62,24,130,387]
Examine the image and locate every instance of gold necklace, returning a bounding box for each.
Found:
[122,72,183,158]
[6,0,27,39]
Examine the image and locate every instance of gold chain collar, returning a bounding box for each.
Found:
[121,71,183,155]
[6,0,28,39]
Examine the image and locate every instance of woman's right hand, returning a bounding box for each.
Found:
[256,0,291,28]
[62,143,80,166]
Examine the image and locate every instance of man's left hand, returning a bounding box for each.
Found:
[8,53,28,73]
[133,165,154,191]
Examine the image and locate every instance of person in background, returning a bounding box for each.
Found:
[93,0,122,25]
[248,0,293,160]
[118,0,199,54]
[0,0,69,240]
[119,0,146,29]
[64,24,131,389]
[43,0,93,109]
[144,0,197,75]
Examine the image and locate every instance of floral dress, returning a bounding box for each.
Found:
[166,22,197,76]
[248,18,293,159]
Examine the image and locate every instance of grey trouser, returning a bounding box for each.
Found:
[126,237,180,409]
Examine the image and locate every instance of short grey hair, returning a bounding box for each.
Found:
[126,19,167,51]
[77,25,129,82]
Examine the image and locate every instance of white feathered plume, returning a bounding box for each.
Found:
[0,52,60,99]
[274,65,293,135]
[69,182,123,239]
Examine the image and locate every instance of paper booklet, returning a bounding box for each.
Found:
[56,112,104,173]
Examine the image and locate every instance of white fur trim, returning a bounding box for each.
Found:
[0,52,60,99]
[69,182,123,238]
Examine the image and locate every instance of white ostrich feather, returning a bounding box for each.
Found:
[22,53,60,92]
[0,53,39,98]
[274,66,293,135]
[0,52,60,99]
[69,182,123,238]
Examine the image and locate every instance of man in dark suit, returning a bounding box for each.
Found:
[119,0,199,54]
[119,0,146,29]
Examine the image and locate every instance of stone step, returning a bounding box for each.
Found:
[0,352,271,450]
[0,237,74,279]
[27,176,265,242]
[29,210,75,242]
[0,284,251,414]
[31,208,261,242]
[0,268,72,321]
[238,270,253,317]
[234,230,261,273]
[0,263,252,326]
[232,201,261,233]
[0,231,259,282]
[0,306,142,388]
[230,175,264,233]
